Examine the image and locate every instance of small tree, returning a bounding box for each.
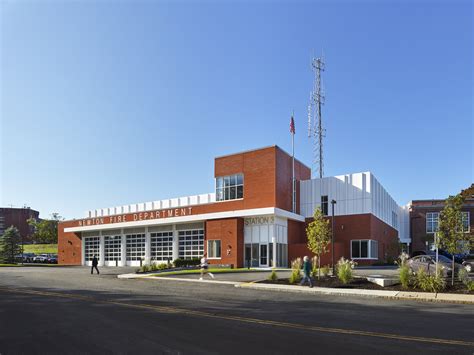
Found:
[306,207,331,279]
[28,213,63,244]
[0,226,22,264]
[437,194,471,286]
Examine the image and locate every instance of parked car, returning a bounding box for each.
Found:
[47,255,58,264]
[33,254,49,263]
[460,254,474,272]
[411,250,427,258]
[22,253,36,263]
[411,249,466,266]
[407,255,463,278]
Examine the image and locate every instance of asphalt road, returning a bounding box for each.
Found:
[0,266,473,355]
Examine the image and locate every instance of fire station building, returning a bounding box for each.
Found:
[58,146,408,267]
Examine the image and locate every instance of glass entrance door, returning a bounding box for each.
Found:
[260,244,268,267]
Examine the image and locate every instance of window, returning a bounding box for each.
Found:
[104,235,121,261]
[462,212,470,233]
[321,195,328,216]
[178,229,204,259]
[151,232,173,261]
[216,174,244,201]
[351,240,378,259]
[84,236,100,261]
[426,212,439,234]
[126,234,145,261]
[207,240,221,259]
[260,244,267,265]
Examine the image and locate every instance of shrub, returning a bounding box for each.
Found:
[458,268,469,284]
[149,262,158,271]
[321,265,330,277]
[141,264,150,273]
[395,252,410,267]
[467,281,474,292]
[336,257,356,284]
[398,264,412,289]
[268,269,278,281]
[289,258,302,284]
[173,258,201,268]
[415,267,446,293]
[158,263,169,270]
[458,268,474,292]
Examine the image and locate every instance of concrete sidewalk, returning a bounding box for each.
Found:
[235,282,474,304]
[119,271,474,304]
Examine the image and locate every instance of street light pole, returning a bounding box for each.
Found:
[331,199,336,276]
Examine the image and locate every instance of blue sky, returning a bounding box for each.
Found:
[1,0,472,219]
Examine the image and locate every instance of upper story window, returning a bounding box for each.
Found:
[321,195,328,216]
[426,212,439,234]
[462,212,470,233]
[426,211,470,234]
[216,174,244,201]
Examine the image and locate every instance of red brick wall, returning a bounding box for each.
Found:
[58,220,82,265]
[215,146,276,210]
[205,218,244,268]
[288,214,399,266]
[275,147,311,214]
[409,200,474,252]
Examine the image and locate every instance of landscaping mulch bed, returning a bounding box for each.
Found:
[260,277,473,294]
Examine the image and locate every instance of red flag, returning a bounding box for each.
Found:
[290,116,295,134]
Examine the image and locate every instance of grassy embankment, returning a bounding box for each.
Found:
[23,244,58,254]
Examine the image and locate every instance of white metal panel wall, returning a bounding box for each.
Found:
[300,172,407,241]
[300,172,372,218]
[85,193,217,218]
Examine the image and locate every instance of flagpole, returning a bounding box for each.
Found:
[292,112,296,213]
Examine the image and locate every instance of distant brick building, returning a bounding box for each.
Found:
[408,184,474,253]
[0,207,40,242]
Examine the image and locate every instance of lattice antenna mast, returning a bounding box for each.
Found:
[307,55,325,179]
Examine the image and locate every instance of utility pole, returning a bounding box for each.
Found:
[308,55,325,179]
[331,199,336,275]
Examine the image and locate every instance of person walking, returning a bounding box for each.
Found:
[91,255,100,275]
[199,253,214,280]
[300,255,313,288]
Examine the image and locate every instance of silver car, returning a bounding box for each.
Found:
[408,255,462,277]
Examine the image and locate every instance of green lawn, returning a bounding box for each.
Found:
[0,263,20,267]
[23,244,58,254]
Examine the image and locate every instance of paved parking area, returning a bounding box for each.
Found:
[1,265,473,354]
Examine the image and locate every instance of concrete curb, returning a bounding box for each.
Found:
[142,276,239,285]
[117,273,151,279]
[118,273,240,285]
[234,283,474,304]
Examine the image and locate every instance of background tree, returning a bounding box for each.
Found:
[0,226,22,264]
[306,207,331,279]
[28,213,63,244]
[437,194,471,286]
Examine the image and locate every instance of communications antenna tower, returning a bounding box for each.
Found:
[307,55,325,179]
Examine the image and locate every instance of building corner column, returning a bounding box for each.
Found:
[120,230,127,266]
[172,224,179,261]
[145,227,151,265]
[99,233,105,267]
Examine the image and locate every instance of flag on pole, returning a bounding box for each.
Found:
[290,116,295,134]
